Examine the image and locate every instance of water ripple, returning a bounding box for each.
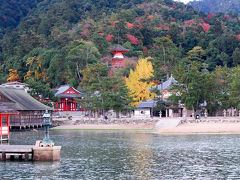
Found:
[1,132,240,179]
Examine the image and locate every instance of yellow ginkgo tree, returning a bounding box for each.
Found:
[125,57,155,106]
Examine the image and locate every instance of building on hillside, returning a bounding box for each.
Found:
[109,44,129,68]
[54,85,83,111]
[135,75,186,118]
[1,81,29,92]
[154,75,178,99]
[0,86,52,129]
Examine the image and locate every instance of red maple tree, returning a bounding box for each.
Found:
[106,35,114,41]
[126,34,138,45]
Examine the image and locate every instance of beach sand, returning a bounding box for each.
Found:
[158,122,240,134]
[52,121,240,134]
[52,123,157,130]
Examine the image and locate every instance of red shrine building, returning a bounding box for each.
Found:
[55,85,82,111]
[109,45,129,68]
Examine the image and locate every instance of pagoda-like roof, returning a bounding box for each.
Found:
[55,85,82,98]
[109,44,129,53]
[155,75,178,90]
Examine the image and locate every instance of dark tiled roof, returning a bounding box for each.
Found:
[136,98,169,108]
[0,87,52,111]
[156,75,178,90]
[55,85,82,98]
[136,99,157,108]
[109,44,128,52]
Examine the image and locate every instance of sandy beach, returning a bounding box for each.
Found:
[158,122,240,134]
[52,122,157,130]
[52,120,240,134]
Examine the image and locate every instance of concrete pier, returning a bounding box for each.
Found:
[33,146,61,161]
[0,143,61,161]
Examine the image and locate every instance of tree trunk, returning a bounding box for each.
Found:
[116,111,119,118]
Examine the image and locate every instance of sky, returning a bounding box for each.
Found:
[176,0,192,4]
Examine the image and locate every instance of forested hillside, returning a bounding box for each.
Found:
[0,0,44,38]
[189,0,240,14]
[1,0,240,94]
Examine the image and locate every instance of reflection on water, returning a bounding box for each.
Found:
[128,133,153,179]
[1,131,240,179]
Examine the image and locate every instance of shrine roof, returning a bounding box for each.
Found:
[136,99,157,108]
[136,98,169,108]
[55,85,82,98]
[1,81,28,86]
[0,86,52,111]
[109,44,129,52]
[153,75,178,91]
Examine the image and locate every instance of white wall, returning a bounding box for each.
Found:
[134,108,151,117]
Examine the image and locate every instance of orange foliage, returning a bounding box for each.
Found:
[7,69,20,82]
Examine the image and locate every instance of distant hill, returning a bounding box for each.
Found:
[1,0,240,88]
[189,0,240,14]
[0,0,43,36]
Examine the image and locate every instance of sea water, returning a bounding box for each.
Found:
[1,130,240,179]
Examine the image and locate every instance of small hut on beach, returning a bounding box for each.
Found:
[0,86,52,129]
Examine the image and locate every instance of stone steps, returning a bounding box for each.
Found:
[155,118,182,130]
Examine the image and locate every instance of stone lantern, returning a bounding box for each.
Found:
[41,110,54,147]
[32,110,61,161]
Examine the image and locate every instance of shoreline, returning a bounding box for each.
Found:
[52,121,240,134]
[158,122,240,134]
[51,123,156,131]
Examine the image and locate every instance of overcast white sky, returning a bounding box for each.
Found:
[176,0,192,4]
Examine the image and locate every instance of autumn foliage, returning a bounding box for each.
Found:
[126,22,134,29]
[126,34,138,45]
[7,69,20,82]
[125,57,155,106]
[106,34,114,41]
[199,23,210,32]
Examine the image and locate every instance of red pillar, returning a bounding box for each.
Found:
[0,113,2,137]
[75,100,77,111]
[63,99,66,111]
[7,115,9,127]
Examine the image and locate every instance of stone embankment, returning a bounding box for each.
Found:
[52,116,159,127]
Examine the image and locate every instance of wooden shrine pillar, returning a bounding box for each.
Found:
[0,113,18,144]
